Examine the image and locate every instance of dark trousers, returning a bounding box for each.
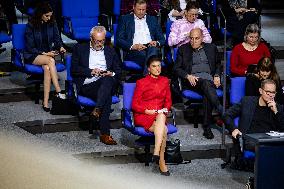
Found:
[80,76,115,135]
[125,46,159,71]
[0,0,18,32]
[184,78,222,127]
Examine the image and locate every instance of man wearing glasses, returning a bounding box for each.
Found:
[223,79,284,166]
[168,1,212,47]
[71,26,121,145]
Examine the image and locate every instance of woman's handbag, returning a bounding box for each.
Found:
[165,139,183,164]
[50,94,78,115]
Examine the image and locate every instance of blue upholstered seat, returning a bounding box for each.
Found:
[11,24,66,104]
[182,89,223,100]
[0,32,11,44]
[122,82,177,165]
[65,54,120,133]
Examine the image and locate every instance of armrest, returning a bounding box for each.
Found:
[121,108,135,131]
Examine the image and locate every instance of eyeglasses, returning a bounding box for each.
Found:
[187,13,199,17]
[92,38,105,44]
[262,89,277,96]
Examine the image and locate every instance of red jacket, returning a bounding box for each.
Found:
[230,42,271,76]
[132,75,172,115]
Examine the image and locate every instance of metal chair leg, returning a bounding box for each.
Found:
[144,144,150,166]
[193,107,199,128]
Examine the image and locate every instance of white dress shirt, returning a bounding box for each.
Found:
[132,14,152,46]
[83,47,107,85]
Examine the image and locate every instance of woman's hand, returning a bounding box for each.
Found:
[145,109,157,115]
[42,51,57,57]
[60,47,66,54]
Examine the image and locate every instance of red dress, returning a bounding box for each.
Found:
[230,42,271,76]
[132,75,172,131]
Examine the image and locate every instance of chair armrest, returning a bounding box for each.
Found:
[121,108,135,131]
[168,108,176,127]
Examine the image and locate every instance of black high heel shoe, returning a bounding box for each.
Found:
[42,105,50,112]
[152,155,160,164]
[159,168,170,176]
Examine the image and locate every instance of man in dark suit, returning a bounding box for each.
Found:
[71,26,121,145]
[174,28,223,139]
[116,0,165,71]
[223,79,284,156]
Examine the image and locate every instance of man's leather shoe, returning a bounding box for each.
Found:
[91,108,101,119]
[203,127,214,139]
[100,134,117,145]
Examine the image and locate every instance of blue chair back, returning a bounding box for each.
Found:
[12,24,26,51]
[166,20,173,45]
[113,0,121,16]
[123,83,136,111]
[230,77,246,104]
[226,50,232,76]
[173,47,178,61]
[113,23,118,47]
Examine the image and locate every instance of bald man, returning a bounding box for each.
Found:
[174,28,222,139]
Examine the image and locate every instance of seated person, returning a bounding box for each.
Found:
[174,28,223,139]
[132,55,172,176]
[230,24,270,76]
[218,0,260,45]
[246,57,283,104]
[168,1,211,47]
[116,0,165,72]
[223,79,284,166]
[71,26,121,145]
[120,0,161,16]
[24,2,66,112]
[161,0,204,22]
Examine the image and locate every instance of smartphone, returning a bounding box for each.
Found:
[100,70,108,74]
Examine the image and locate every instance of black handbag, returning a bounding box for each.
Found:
[165,139,183,164]
[50,95,78,115]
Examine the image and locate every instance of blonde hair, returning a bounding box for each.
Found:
[244,24,261,43]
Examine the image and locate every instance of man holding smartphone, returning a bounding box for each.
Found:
[223,79,284,166]
[71,26,121,145]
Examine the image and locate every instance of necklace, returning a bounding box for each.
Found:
[243,42,257,51]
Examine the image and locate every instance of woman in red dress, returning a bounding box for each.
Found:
[132,55,172,176]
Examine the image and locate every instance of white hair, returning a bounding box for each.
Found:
[90,26,106,37]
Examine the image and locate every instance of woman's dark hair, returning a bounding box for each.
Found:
[30,2,55,29]
[146,55,162,67]
[185,1,200,11]
[257,57,280,87]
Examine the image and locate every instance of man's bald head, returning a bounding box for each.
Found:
[190,28,203,49]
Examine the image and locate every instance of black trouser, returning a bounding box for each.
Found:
[184,78,222,128]
[80,76,115,135]
[0,0,18,32]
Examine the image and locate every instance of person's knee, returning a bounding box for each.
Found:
[42,64,50,71]
[48,57,56,67]
[156,113,166,122]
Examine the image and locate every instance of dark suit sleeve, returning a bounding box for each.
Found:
[110,48,122,82]
[274,105,284,132]
[71,44,92,78]
[151,17,165,46]
[24,24,42,55]
[173,47,188,79]
[52,23,62,50]
[213,44,221,76]
[116,16,132,50]
[223,99,243,133]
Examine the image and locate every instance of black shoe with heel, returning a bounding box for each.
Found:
[152,155,160,164]
[159,168,170,176]
[42,105,50,112]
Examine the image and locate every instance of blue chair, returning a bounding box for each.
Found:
[122,83,178,166]
[61,0,112,41]
[230,77,255,159]
[65,55,120,134]
[174,48,224,128]
[165,20,174,64]
[11,24,65,104]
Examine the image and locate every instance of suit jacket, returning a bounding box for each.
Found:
[116,14,165,51]
[71,43,122,92]
[174,43,220,80]
[223,96,284,134]
[24,22,62,60]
